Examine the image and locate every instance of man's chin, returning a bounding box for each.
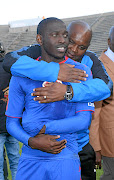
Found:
[66,52,74,59]
[56,53,65,59]
[66,53,81,61]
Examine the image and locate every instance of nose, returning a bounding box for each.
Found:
[58,35,65,43]
[71,45,78,53]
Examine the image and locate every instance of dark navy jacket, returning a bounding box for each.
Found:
[0,56,11,133]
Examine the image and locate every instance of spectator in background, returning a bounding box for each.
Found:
[0,43,20,180]
[89,26,114,180]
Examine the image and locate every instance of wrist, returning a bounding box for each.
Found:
[28,137,36,149]
[64,85,73,100]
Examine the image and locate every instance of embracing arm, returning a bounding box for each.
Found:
[6,116,66,153]
[32,64,111,103]
[85,51,113,92]
[3,44,87,82]
[70,52,112,102]
[70,78,110,102]
[6,76,66,153]
[3,45,60,82]
[6,117,30,146]
[3,46,111,102]
[6,76,30,146]
[3,44,41,73]
[6,109,92,143]
[11,56,60,82]
[45,111,92,134]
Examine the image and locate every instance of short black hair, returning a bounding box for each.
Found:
[37,17,64,35]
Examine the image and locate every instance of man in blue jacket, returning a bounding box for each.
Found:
[3,20,112,180]
[6,17,96,180]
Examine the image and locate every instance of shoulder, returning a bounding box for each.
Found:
[18,44,40,52]
[10,76,29,85]
[65,56,91,72]
[28,44,40,50]
[85,50,100,63]
[65,56,85,69]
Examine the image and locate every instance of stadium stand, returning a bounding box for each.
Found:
[0,11,114,56]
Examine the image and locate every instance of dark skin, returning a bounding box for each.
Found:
[39,20,87,81]
[29,125,66,154]
[58,63,87,83]
[32,21,91,103]
[32,82,72,103]
[95,151,102,169]
[28,19,70,153]
[108,26,114,52]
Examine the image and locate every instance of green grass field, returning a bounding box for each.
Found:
[96,169,103,180]
[6,142,103,180]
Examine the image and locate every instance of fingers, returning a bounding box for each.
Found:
[32,94,57,103]
[31,83,65,103]
[69,80,81,83]
[44,83,54,87]
[47,138,67,154]
[95,164,101,169]
[96,161,102,169]
[51,137,67,147]
[32,86,50,97]
[31,87,49,102]
[70,70,88,81]
[95,159,102,169]
[95,151,102,169]
[64,64,87,75]
[38,125,46,134]
[59,63,88,82]
[50,145,66,154]
[49,135,67,147]
[30,134,67,154]
[65,64,75,68]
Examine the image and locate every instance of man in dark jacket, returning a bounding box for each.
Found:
[0,43,20,180]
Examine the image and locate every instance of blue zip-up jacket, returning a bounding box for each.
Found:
[3,44,112,151]
[6,57,94,153]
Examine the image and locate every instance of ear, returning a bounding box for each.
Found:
[36,34,42,45]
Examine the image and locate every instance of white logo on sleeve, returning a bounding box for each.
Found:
[88,102,95,107]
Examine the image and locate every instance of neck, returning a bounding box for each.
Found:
[41,55,64,63]
[41,49,65,63]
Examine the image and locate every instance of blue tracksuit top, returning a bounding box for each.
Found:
[4,44,112,151]
[6,57,94,157]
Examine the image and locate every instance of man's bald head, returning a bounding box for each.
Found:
[66,20,92,61]
[67,20,92,44]
[108,26,114,52]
